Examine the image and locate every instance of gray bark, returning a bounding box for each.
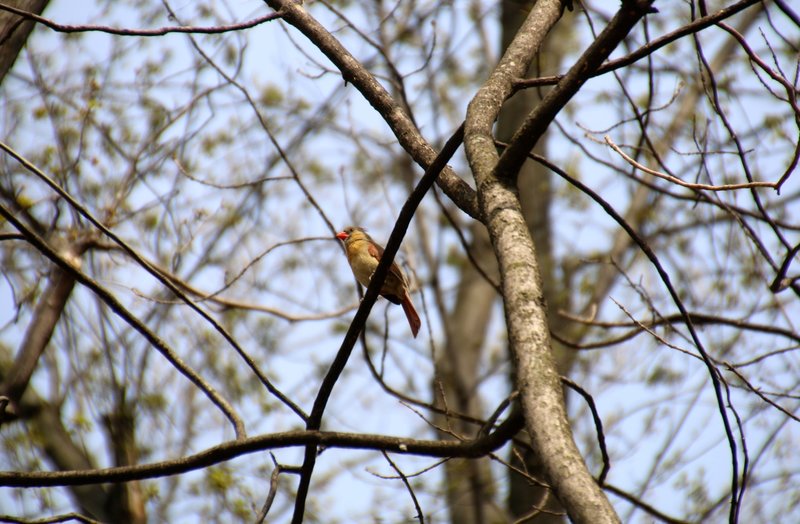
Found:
[464,0,623,522]
[0,0,49,83]
[498,2,575,520]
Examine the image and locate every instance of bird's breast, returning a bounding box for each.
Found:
[346,243,379,287]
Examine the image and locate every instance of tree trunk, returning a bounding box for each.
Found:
[0,0,50,83]
[434,221,504,524]
[463,0,642,521]
[497,2,575,521]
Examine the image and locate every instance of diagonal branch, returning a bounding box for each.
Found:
[263,0,480,219]
[0,0,49,83]
[512,0,763,92]
[532,152,744,524]
[0,261,76,414]
[289,124,465,523]
[494,1,658,182]
[0,203,246,439]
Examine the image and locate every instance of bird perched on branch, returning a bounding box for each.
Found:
[336,226,421,338]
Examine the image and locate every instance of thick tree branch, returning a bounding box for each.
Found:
[465,1,611,523]
[0,0,48,83]
[464,1,657,523]
[0,409,523,488]
[495,0,658,182]
[0,260,77,414]
[262,0,480,219]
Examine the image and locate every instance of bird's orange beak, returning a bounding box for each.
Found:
[336,231,349,240]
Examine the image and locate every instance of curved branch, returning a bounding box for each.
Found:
[0,2,284,36]
[0,203,246,439]
[289,124,465,523]
[560,377,610,486]
[555,311,800,349]
[0,411,523,488]
[531,153,744,524]
[263,0,480,219]
[0,140,305,425]
[464,2,656,523]
[604,135,778,191]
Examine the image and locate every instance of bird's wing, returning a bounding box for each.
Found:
[367,241,383,261]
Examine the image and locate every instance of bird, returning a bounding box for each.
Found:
[336,226,421,338]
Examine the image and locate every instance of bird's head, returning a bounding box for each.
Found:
[336,226,368,242]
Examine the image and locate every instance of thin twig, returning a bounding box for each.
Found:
[381,451,425,523]
[560,377,611,485]
[604,484,694,524]
[0,202,246,441]
[0,140,306,425]
[604,135,775,191]
[255,453,302,523]
[0,3,283,36]
[723,363,800,423]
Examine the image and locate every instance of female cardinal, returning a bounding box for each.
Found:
[336,226,421,337]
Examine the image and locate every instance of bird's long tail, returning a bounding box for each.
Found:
[401,293,421,338]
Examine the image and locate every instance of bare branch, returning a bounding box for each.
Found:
[381,451,425,524]
[604,135,777,191]
[0,511,103,524]
[255,454,302,524]
[0,264,76,413]
[530,152,744,524]
[513,0,763,91]
[560,377,610,486]
[0,414,524,488]
[465,2,657,523]
[0,2,283,36]
[605,484,694,524]
[0,202,246,439]
[263,0,480,219]
[0,140,305,425]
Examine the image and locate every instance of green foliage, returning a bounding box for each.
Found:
[205,465,234,492]
[259,84,284,107]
